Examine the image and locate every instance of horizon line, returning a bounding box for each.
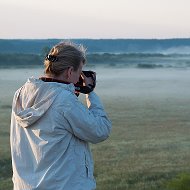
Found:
[1,37,190,40]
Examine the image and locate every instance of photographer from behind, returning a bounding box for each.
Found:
[10,41,112,190]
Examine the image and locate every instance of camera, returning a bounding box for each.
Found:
[75,71,96,96]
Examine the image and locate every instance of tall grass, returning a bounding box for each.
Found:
[166,173,190,190]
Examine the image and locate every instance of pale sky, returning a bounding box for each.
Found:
[0,0,190,39]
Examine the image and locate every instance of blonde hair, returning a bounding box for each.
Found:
[44,41,86,76]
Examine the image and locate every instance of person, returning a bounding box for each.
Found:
[10,41,112,190]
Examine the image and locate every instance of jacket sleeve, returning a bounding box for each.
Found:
[63,92,112,144]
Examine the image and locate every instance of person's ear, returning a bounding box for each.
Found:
[67,67,73,79]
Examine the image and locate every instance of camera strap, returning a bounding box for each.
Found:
[39,77,70,84]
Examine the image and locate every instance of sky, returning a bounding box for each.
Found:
[0,0,190,39]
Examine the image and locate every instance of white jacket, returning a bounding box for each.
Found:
[10,77,112,190]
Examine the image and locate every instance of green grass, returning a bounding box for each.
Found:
[0,158,12,190]
[1,89,190,189]
[166,173,190,190]
[0,104,12,190]
[92,96,190,190]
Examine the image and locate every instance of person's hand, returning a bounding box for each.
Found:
[81,71,96,87]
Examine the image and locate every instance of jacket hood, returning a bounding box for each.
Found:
[12,77,75,128]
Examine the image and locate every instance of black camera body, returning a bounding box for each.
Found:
[75,71,96,96]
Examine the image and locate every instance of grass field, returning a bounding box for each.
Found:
[0,67,190,189]
[94,96,190,190]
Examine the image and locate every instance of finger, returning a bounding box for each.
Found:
[81,72,86,80]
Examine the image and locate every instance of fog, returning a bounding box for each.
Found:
[1,66,190,105]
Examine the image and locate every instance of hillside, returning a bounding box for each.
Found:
[0,39,190,54]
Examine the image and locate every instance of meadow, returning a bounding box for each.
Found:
[0,66,190,189]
